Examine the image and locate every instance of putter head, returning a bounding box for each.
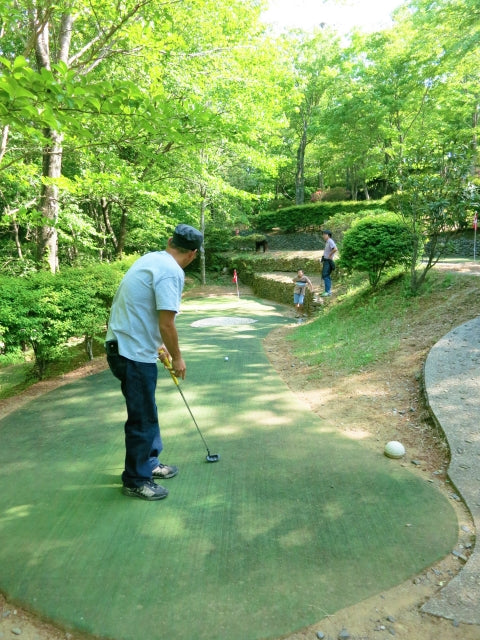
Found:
[206,453,220,463]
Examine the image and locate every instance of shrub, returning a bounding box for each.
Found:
[340,214,413,287]
[311,187,352,202]
[227,253,323,283]
[0,259,132,378]
[230,234,268,251]
[56,261,129,359]
[254,199,391,233]
[0,272,76,379]
[320,208,392,247]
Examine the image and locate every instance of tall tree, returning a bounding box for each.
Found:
[281,29,341,204]
[1,0,163,270]
[1,0,285,269]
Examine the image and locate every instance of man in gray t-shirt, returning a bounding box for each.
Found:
[106,251,185,363]
[105,224,203,501]
[320,230,338,297]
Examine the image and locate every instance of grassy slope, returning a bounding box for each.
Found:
[289,270,480,379]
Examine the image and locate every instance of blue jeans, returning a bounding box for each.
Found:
[107,353,162,487]
[322,260,332,294]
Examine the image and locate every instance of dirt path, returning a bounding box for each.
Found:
[1,278,480,640]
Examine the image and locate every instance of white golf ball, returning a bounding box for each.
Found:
[384,440,406,459]
[224,356,229,361]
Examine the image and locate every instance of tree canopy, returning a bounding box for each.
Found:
[0,0,478,274]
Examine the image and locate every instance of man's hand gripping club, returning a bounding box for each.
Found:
[158,347,184,383]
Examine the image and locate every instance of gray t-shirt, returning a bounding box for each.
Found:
[323,237,337,260]
[106,251,184,363]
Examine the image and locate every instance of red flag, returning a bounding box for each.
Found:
[473,213,478,230]
[232,269,238,284]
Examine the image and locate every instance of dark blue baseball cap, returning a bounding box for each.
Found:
[173,224,203,250]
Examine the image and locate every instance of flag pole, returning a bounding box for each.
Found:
[232,269,240,298]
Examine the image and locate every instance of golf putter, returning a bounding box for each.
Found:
[159,349,220,463]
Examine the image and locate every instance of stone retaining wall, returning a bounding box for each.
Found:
[264,231,477,257]
[265,232,323,251]
[427,236,478,259]
[233,231,476,315]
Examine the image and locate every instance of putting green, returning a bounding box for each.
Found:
[0,297,457,640]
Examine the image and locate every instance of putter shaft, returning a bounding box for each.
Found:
[160,350,218,459]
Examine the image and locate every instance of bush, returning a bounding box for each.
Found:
[0,272,76,379]
[320,207,392,247]
[56,261,130,359]
[204,226,234,252]
[230,234,268,251]
[340,214,413,287]
[0,259,132,378]
[227,253,323,283]
[311,188,352,202]
[254,199,391,233]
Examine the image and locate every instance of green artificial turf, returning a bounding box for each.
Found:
[0,297,457,640]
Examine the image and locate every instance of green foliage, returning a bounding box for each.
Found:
[55,261,130,359]
[230,234,268,251]
[390,147,478,292]
[340,214,414,287]
[0,0,284,270]
[0,272,74,379]
[0,260,131,378]
[204,226,234,253]
[254,199,390,232]
[0,0,479,273]
[318,206,393,247]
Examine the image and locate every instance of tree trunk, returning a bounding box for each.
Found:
[33,11,73,272]
[101,197,118,254]
[295,121,308,205]
[0,125,9,163]
[12,221,23,259]
[199,187,207,286]
[84,336,94,361]
[472,100,479,175]
[117,205,128,258]
[473,102,478,150]
[347,165,359,200]
[37,128,63,271]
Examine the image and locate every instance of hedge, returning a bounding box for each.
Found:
[230,234,268,251]
[226,252,324,280]
[250,273,315,315]
[253,198,392,233]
